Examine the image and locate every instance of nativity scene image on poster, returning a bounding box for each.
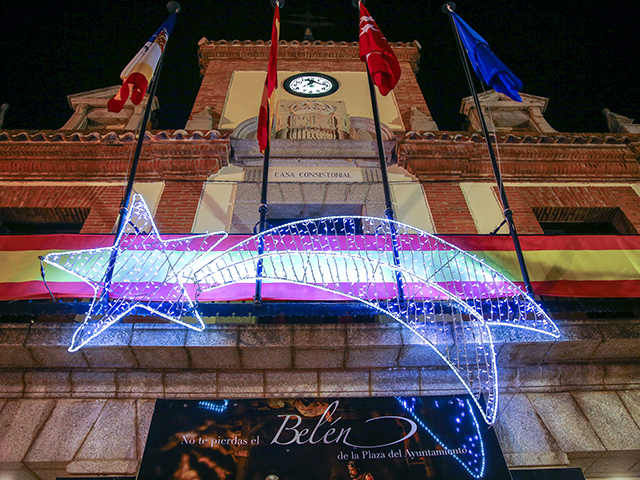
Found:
[137,396,511,480]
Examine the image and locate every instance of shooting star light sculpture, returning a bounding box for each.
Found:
[42,194,227,352]
[42,195,559,424]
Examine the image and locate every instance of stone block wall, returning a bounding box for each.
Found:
[1,321,640,479]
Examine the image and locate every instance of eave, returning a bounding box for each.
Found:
[397,132,640,182]
[0,130,231,181]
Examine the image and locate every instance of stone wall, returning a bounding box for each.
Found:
[1,320,639,479]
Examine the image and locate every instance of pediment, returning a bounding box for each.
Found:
[66,86,123,109]
[460,89,555,134]
[61,86,159,131]
[462,90,550,111]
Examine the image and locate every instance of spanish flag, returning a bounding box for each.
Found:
[257,4,281,153]
[1,234,639,301]
[108,12,177,113]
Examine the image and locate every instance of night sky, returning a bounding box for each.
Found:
[1,0,638,133]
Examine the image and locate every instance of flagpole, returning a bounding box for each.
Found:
[254,0,281,304]
[101,2,181,305]
[443,1,534,295]
[254,130,270,304]
[361,30,406,303]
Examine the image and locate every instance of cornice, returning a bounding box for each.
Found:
[402,131,637,145]
[398,132,640,182]
[0,129,226,143]
[197,39,421,75]
[0,130,230,181]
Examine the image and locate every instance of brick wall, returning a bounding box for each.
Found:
[191,57,366,127]
[503,185,640,234]
[191,43,432,131]
[0,185,122,234]
[422,183,477,234]
[191,61,236,127]
[154,181,203,233]
[395,61,431,129]
[0,182,205,234]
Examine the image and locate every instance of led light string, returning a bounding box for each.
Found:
[43,194,228,352]
[43,196,559,424]
[198,400,229,413]
[189,217,557,423]
[396,397,486,479]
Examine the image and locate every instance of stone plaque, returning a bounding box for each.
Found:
[269,167,363,182]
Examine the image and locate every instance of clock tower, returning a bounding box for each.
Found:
[187,39,438,234]
[187,39,437,136]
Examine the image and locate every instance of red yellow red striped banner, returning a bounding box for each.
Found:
[0,234,638,301]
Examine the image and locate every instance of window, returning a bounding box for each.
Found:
[265,204,363,235]
[533,207,637,235]
[0,207,89,234]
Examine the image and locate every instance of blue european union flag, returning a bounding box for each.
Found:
[452,11,523,102]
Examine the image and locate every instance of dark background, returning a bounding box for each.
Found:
[1,0,638,133]
[138,397,511,480]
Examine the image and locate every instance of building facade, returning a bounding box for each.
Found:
[0,39,639,480]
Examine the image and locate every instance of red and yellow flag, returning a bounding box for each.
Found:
[257,4,281,153]
[108,12,177,113]
[2,234,639,301]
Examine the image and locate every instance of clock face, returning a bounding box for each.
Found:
[283,73,339,98]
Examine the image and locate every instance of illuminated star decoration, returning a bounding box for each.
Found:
[190,216,560,425]
[41,197,559,425]
[42,193,227,352]
[397,397,486,479]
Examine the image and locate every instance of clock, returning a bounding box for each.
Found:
[283,73,339,98]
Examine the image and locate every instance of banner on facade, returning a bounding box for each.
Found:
[1,234,639,300]
[137,395,510,480]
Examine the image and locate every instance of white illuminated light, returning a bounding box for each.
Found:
[198,400,229,413]
[42,206,559,425]
[396,397,486,479]
[191,216,560,425]
[42,194,228,352]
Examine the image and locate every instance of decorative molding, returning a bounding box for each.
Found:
[398,133,640,182]
[460,91,556,135]
[198,39,421,76]
[0,129,225,142]
[0,130,230,180]
[604,108,640,134]
[3,129,638,182]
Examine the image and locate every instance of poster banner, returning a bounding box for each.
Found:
[137,396,511,480]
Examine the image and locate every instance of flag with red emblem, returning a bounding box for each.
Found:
[358,1,401,96]
[107,12,177,113]
[257,4,281,153]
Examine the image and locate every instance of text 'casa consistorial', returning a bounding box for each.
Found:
[269,167,364,182]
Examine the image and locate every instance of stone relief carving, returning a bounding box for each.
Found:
[230,106,395,142]
[349,117,394,140]
[231,117,259,140]
[276,100,350,140]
